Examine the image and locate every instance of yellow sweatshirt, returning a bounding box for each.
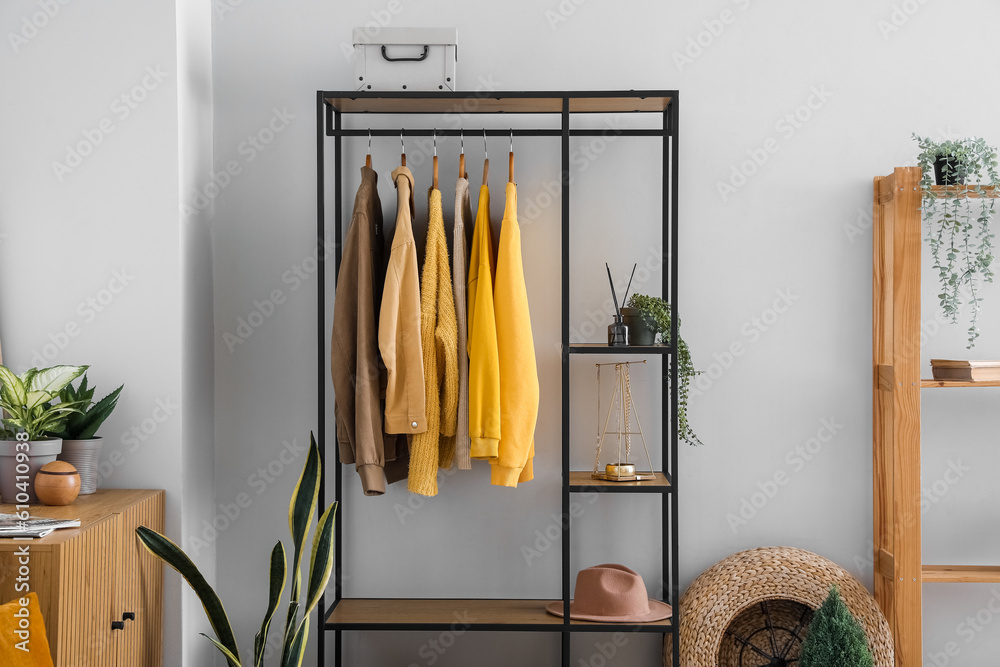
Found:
[467,184,502,460]
[492,182,539,487]
[408,187,459,497]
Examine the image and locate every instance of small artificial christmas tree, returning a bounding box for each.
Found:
[799,586,875,667]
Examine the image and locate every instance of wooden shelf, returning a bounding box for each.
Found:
[326,598,561,630]
[325,598,670,632]
[566,344,672,355]
[324,91,672,115]
[568,471,671,492]
[570,616,671,631]
[929,184,1000,199]
[923,565,1000,583]
[921,378,1000,388]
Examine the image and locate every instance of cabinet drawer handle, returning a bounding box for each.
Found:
[111,621,125,631]
[122,612,136,622]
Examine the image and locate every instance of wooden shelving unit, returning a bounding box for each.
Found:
[316,90,680,667]
[920,378,1000,388]
[872,166,1000,666]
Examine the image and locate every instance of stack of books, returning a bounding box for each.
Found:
[0,514,81,538]
[930,359,1000,382]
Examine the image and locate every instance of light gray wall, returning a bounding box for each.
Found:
[7,0,1000,666]
[211,2,1000,665]
[0,1,216,664]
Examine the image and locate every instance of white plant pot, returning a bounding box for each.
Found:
[58,438,103,495]
[0,438,63,504]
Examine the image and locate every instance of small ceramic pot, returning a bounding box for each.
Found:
[35,461,81,506]
[0,438,63,504]
[933,156,965,186]
[621,308,657,346]
[58,438,103,495]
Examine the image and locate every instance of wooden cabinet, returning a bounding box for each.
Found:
[0,489,164,666]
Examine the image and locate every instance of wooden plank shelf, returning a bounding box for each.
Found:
[929,185,1000,199]
[566,344,672,355]
[568,471,671,492]
[325,92,672,115]
[325,598,671,632]
[921,378,1000,388]
[923,565,1000,583]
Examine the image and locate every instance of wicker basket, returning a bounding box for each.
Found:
[663,546,893,667]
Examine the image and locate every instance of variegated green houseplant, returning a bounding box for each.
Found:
[136,433,336,667]
[0,364,89,503]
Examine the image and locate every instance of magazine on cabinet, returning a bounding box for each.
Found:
[0,513,81,538]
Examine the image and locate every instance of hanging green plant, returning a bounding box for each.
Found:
[913,134,1000,348]
[625,293,702,446]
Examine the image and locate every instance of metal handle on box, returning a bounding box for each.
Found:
[380,45,429,62]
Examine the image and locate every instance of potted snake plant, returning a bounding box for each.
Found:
[0,364,88,503]
[136,433,336,667]
[48,375,123,495]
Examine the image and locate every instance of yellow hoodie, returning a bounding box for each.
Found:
[492,182,539,487]
[467,184,501,460]
[408,187,459,497]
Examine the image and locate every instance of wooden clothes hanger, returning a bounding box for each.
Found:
[508,128,514,184]
[459,129,466,180]
[432,129,439,190]
[482,129,489,186]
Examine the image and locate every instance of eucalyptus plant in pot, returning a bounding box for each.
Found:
[48,375,123,495]
[622,294,703,446]
[913,134,1000,347]
[0,365,88,503]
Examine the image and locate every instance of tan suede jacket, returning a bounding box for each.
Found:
[379,165,427,435]
[331,166,408,495]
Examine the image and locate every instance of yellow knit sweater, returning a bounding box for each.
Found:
[408,187,459,496]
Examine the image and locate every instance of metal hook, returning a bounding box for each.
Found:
[400,129,404,154]
[483,128,488,160]
[368,128,372,154]
[433,128,437,157]
[460,129,464,154]
[510,128,513,153]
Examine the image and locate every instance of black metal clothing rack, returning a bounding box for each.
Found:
[315,89,680,667]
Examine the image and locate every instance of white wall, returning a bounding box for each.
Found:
[211,2,1000,665]
[8,0,1000,665]
[0,1,216,665]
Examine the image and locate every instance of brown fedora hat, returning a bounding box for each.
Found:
[545,564,672,623]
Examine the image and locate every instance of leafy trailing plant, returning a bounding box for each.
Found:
[913,134,1000,347]
[0,365,89,441]
[46,374,123,440]
[799,586,874,667]
[625,293,702,446]
[136,433,336,667]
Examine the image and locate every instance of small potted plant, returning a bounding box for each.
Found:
[798,586,875,667]
[913,134,997,186]
[48,375,123,495]
[913,134,1000,347]
[0,365,88,503]
[623,294,702,446]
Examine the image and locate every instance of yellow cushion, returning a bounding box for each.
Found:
[0,593,54,667]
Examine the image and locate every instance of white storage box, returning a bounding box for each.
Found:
[353,27,457,91]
